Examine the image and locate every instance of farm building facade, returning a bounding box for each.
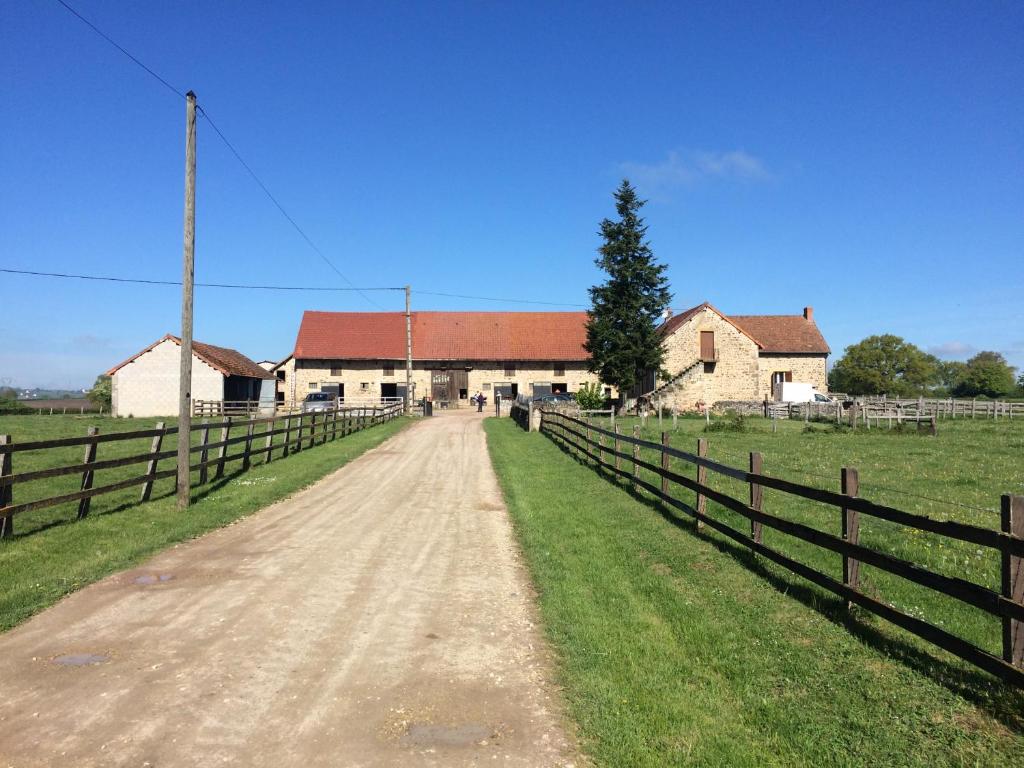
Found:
[650,303,829,411]
[276,311,604,406]
[277,306,829,409]
[106,335,276,417]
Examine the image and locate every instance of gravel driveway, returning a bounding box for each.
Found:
[0,410,577,767]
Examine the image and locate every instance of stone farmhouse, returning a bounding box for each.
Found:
[106,335,276,417]
[649,303,829,409]
[275,311,605,407]
[276,306,829,410]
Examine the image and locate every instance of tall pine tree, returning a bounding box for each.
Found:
[585,180,672,394]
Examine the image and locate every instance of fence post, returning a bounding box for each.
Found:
[841,467,860,609]
[282,415,292,458]
[1001,494,1024,668]
[614,426,621,472]
[215,417,232,479]
[0,436,12,539]
[597,428,604,468]
[748,451,763,544]
[76,426,99,519]
[242,416,255,471]
[263,417,275,464]
[294,413,305,453]
[660,431,670,497]
[631,425,640,490]
[585,418,592,465]
[307,412,318,449]
[331,408,339,440]
[140,421,167,501]
[197,420,211,484]
[696,438,707,530]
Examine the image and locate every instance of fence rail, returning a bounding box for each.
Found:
[537,409,1024,687]
[0,403,403,539]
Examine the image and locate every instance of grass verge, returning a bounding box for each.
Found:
[484,417,1024,767]
[0,416,410,631]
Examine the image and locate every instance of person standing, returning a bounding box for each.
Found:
[476,392,484,412]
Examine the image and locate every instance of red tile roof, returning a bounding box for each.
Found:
[107,335,275,379]
[294,311,592,361]
[292,305,830,362]
[660,303,830,354]
[729,315,831,354]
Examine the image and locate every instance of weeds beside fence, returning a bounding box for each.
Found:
[0,404,402,539]
[537,409,1024,687]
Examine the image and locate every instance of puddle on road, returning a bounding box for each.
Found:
[401,723,493,747]
[133,574,174,585]
[52,653,108,666]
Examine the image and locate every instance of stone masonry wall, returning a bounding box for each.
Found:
[658,307,761,411]
[756,354,829,399]
[291,359,606,406]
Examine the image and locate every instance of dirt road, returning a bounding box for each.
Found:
[0,411,577,767]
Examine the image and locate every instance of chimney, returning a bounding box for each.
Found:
[803,306,814,322]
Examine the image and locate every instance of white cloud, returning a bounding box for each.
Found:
[619,149,771,196]
[927,341,978,360]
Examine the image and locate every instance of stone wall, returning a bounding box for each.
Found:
[755,354,829,399]
[658,307,762,412]
[111,338,223,417]
[291,359,607,407]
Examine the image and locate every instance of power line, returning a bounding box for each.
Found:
[51,0,381,309]
[413,290,588,308]
[0,268,402,293]
[53,0,186,100]
[195,105,382,308]
[1,269,595,308]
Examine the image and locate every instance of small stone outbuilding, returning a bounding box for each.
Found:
[105,335,276,417]
[647,303,830,410]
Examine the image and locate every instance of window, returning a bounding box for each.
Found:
[309,381,318,389]
[383,362,395,377]
[771,371,793,385]
[330,363,343,376]
[360,382,370,391]
[553,363,565,377]
[482,382,491,390]
[504,362,516,377]
[277,370,286,381]
[604,387,612,397]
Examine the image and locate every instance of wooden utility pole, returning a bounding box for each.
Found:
[177,91,197,510]
[405,285,413,415]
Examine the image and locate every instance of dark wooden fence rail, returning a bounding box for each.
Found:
[538,409,1024,688]
[0,404,403,539]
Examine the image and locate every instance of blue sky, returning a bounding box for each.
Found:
[2,0,1022,389]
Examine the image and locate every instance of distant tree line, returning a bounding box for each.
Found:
[828,335,1021,398]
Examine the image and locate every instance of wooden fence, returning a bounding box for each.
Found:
[0,403,403,539]
[538,409,1024,687]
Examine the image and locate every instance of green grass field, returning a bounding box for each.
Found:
[485,416,1024,767]
[0,413,410,630]
[579,413,1023,658]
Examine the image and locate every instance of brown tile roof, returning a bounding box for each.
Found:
[106,335,275,379]
[294,311,592,361]
[660,303,830,354]
[729,315,831,354]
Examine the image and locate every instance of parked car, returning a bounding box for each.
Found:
[302,392,336,412]
[534,393,575,404]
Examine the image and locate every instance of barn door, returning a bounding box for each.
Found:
[431,370,450,402]
[700,331,715,361]
[451,370,469,404]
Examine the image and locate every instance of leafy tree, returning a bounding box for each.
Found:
[1017,373,1024,396]
[952,351,1017,398]
[827,335,938,396]
[0,386,17,401]
[574,382,605,410]
[87,375,112,409]
[934,360,966,395]
[585,180,671,395]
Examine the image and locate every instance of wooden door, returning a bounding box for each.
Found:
[700,331,715,360]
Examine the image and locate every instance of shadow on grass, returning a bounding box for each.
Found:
[543,430,1024,733]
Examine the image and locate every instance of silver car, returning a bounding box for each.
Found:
[302,392,336,412]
